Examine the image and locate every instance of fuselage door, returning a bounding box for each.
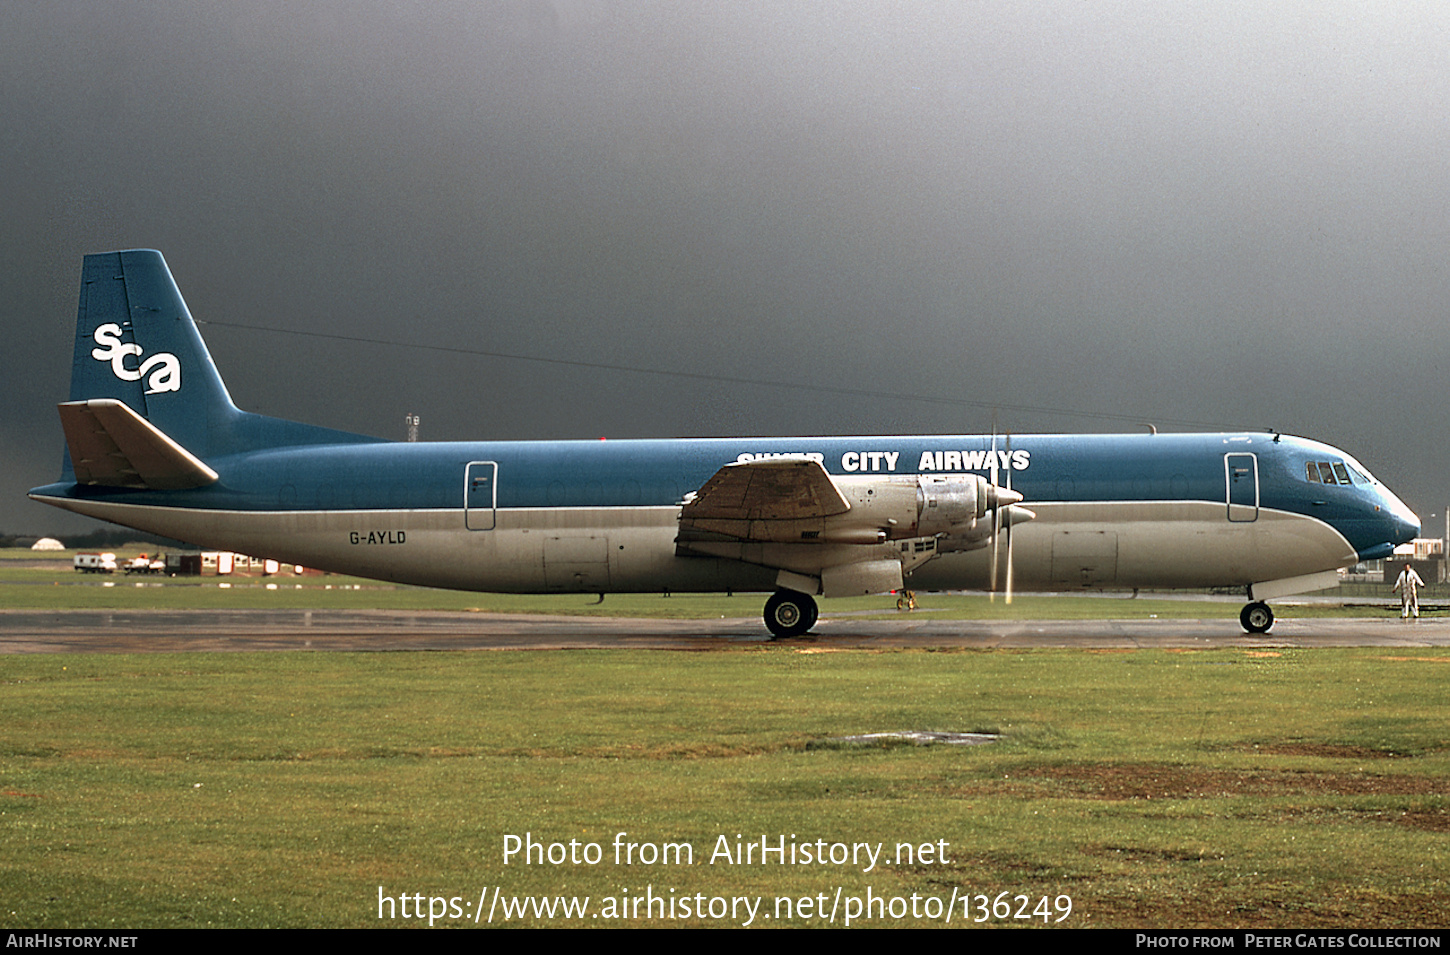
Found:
[465,461,497,530]
[1224,453,1258,522]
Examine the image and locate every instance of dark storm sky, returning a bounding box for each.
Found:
[4,2,1448,535]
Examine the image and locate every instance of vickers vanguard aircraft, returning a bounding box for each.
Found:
[30,251,1420,637]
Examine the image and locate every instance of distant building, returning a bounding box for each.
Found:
[30,538,64,551]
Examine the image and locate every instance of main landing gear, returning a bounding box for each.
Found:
[1240,601,1274,634]
[764,589,818,639]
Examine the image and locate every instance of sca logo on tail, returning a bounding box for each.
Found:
[91,324,181,395]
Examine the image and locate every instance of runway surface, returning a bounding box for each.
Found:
[2,608,1448,652]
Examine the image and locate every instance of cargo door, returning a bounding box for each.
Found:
[1049,530,1119,588]
[544,536,612,592]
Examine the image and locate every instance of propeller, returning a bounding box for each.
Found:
[987,426,1027,602]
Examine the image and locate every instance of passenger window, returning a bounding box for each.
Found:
[1332,463,1351,485]
[1306,463,1321,483]
[1317,462,1338,484]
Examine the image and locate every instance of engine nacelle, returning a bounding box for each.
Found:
[916,475,988,537]
[680,467,1024,547]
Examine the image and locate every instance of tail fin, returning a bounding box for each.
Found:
[70,250,239,460]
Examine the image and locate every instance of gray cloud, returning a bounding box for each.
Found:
[5,1,1448,533]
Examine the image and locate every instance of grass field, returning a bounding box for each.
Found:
[3,549,1445,928]
[2,646,1446,928]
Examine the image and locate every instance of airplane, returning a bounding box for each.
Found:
[29,250,1421,638]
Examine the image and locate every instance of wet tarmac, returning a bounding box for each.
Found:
[2,608,1448,653]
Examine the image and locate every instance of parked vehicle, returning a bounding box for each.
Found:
[123,553,165,575]
[73,552,117,573]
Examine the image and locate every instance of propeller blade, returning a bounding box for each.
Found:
[1005,432,1014,605]
[1005,528,1014,603]
[989,423,999,600]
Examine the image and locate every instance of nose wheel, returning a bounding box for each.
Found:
[764,589,818,639]
[1240,601,1274,634]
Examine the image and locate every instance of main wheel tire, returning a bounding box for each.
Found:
[1240,601,1274,633]
[764,590,816,639]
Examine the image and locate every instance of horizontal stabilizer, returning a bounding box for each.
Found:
[682,458,850,521]
[58,399,219,490]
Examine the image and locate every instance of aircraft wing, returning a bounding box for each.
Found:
[681,457,851,522]
[58,398,219,490]
[677,457,914,601]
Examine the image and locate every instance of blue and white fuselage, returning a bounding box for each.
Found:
[29,252,1419,636]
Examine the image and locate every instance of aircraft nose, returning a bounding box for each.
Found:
[1354,493,1418,562]
[1386,497,1420,545]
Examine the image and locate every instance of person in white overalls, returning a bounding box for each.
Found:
[1393,562,1425,619]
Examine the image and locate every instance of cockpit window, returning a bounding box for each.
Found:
[1305,459,1369,486]
[1344,456,1377,485]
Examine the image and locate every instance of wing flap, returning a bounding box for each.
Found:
[58,399,219,490]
